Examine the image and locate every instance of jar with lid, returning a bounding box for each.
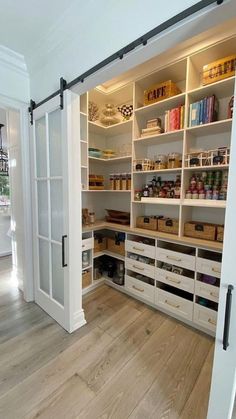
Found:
[192,189,199,199]
[154,154,167,170]
[199,190,206,199]
[206,190,213,200]
[115,174,121,190]
[127,173,131,190]
[167,152,181,169]
[89,212,95,224]
[109,174,115,190]
[143,185,149,197]
[134,190,142,201]
[148,183,154,197]
[186,190,192,199]
[82,251,89,268]
[190,175,197,189]
[212,189,219,200]
[121,173,127,190]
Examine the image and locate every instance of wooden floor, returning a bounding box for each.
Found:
[0,256,215,419]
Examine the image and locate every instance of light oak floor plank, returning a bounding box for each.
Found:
[0,257,215,419]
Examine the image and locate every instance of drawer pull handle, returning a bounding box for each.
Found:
[166,255,182,262]
[223,285,234,351]
[208,318,216,326]
[210,291,218,298]
[165,299,180,309]
[132,285,144,293]
[132,246,144,252]
[166,276,181,284]
[212,267,220,274]
[132,265,144,271]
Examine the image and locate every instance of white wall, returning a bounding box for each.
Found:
[29,0,227,102]
[0,46,29,103]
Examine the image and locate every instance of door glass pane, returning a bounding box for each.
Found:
[51,243,64,305]
[37,181,48,237]
[48,109,62,177]
[35,117,47,178]
[50,179,63,242]
[39,238,50,294]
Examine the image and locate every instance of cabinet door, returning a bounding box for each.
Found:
[32,91,85,332]
[207,93,236,419]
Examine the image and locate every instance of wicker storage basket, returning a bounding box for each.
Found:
[184,222,216,241]
[136,216,158,231]
[94,235,107,252]
[216,225,224,243]
[202,55,236,86]
[144,80,181,106]
[82,270,92,289]
[158,218,179,235]
[107,238,125,256]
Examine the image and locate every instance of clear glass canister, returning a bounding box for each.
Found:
[115,174,121,190]
[109,174,115,190]
[154,154,167,170]
[121,173,127,190]
[167,152,181,169]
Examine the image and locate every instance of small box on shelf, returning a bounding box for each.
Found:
[94,234,107,252]
[184,222,216,241]
[107,237,125,256]
[158,218,179,235]
[136,216,158,231]
[202,55,236,86]
[82,270,92,289]
[144,80,181,106]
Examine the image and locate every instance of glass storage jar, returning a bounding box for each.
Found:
[154,154,167,170]
[167,152,181,169]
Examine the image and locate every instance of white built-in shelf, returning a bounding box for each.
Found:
[134,92,186,116]
[89,155,132,163]
[182,199,226,208]
[82,277,105,295]
[186,118,232,136]
[133,129,184,145]
[133,168,182,175]
[104,277,125,291]
[93,250,125,261]
[184,164,229,171]
[80,111,87,117]
[188,76,235,100]
[81,165,87,169]
[83,190,131,193]
[80,140,88,144]
[133,198,181,205]
[88,119,132,136]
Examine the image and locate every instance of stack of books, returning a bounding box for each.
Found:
[141,118,163,137]
[189,95,218,127]
[164,105,185,132]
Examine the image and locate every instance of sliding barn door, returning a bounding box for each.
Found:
[32,91,85,332]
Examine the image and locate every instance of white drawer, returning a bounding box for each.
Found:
[126,258,155,279]
[195,281,219,303]
[156,268,194,294]
[194,304,217,333]
[196,257,221,279]
[156,247,195,270]
[82,238,94,251]
[125,275,155,303]
[155,288,193,321]
[125,240,156,259]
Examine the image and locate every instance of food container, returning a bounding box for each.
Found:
[82,270,92,288]
[121,173,127,190]
[107,237,125,255]
[127,173,131,190]
[144,80,181,105]
[158,218,179,235]
[103,149,116,159]
[114,174,121,190]
[154,154,167,170]
[94,234,107,252]
[167,152,181,169]
[216,225,224,242]
[134,190,142,201]
[202,55,236,86]
[186,190,192,199]
[109,174,115,190]
[88,148,102,158]
[136,216,158,231]
[184,221,216,241]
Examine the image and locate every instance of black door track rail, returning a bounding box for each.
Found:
[28,0,224,124]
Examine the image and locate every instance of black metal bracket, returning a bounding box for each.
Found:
[28,100,36,125]
[60,77,67,110]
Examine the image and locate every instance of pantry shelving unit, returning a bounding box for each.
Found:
[81,35,236,334]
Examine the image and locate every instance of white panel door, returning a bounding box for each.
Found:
[207,94,236,419]
[32,92,85,332]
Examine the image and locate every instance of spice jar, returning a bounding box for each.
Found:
[206,190,213,200]
[186,190,192,199]
[109,174,115,190]
[121,173,127,190]
[212,189,219,200]
[154,154,167,170]
[192,189,199,199]
[134,190,142,201]
[115,174,121,190]
[127,173,131,190]
[89,212,95,224]
[167,152,181,169]
[143,185,149,197]
[199,189,206,199]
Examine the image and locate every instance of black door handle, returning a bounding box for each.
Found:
[62,235,68,267]
[223,285,234,351]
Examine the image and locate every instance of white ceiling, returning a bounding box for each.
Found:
[0,0,73,57]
